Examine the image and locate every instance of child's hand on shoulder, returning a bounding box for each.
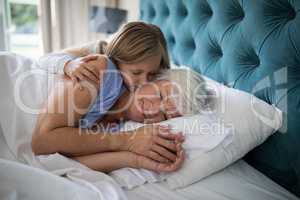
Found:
[64,54,107,89]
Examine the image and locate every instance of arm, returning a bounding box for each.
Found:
[73,151,136,173]
[74,149,185,173]
[38,40,106,74]
[62,40,107,57]
[31,77,128,156]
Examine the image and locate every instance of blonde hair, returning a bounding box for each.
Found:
[157,68,213,115]
[104,21,170,69]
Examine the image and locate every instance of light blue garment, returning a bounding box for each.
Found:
[79,58,126,129]
[38,52,76,74]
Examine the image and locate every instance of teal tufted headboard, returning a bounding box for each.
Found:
[140,0,300,196]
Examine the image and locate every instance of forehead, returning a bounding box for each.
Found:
[126,54,162,71]
[136,82,161,96]
[136,80,176,95]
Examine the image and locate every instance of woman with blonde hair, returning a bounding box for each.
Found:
[33,22,185,173]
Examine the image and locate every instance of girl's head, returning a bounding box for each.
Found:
[105,21,170,91]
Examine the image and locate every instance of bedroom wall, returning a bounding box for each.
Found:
[118,0,140,22]
[90,0,139,21]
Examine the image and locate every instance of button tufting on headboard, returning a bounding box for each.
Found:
[140,0,300,196]
[162,6,170,17]
[169,35,176,45]
[265,0,297,20]
[225,0,245,23]
[186,38,196,51]
[148,6,155,18]
[180,5,188,17]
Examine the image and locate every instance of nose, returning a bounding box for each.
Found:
[137,74,148,86]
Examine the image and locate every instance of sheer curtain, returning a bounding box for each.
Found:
[39,0,118,53]
[0,0,9,51]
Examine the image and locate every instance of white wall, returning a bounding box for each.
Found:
[118,0,140,22]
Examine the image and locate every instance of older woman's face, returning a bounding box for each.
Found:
[127,80,182,123]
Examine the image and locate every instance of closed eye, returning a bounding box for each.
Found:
[132,72,142,75]
[131,70,143,75]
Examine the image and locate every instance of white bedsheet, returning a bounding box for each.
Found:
[0,117,127,200]
[0,159,99,200]
[1,113,299,200]
[0,125,17,162]
[126,160,299,200]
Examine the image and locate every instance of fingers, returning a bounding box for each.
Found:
[152,144,177,162]
[80,67,99,85]
[159,150,184,172]
[79,57,105,85]
[176,142,183,156]
[148,151,169,163]
[157,131,177,141]
[85,64,101,79]
[71,70,99,88]
[157,148,184,172]
[74,72,86,83]
[70,76,83,90]
[146,149,184,172]
[155,124,172,134]
[175,132,185,143]
[154,136,177,152]
[158,129,182,141]
[71,76,78,85]
[81,54,99,62]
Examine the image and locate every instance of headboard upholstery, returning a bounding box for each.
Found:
[140,0,300,196]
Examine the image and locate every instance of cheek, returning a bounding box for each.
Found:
[143,99,160,114]
[128,99,145,122]
[121,73,137,89]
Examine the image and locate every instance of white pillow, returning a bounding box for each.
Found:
[110,74,283,190]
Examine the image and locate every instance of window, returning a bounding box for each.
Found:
[6,0,42,58]
[89,6,127,34]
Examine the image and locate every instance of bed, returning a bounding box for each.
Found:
[0,0,300,199]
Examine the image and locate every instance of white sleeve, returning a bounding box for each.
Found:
[38,53,77,74]
[38,41,103,74]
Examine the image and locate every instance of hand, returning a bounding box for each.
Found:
[131,143,185,172]
[64,54,107,88]
[124,125,185,163]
